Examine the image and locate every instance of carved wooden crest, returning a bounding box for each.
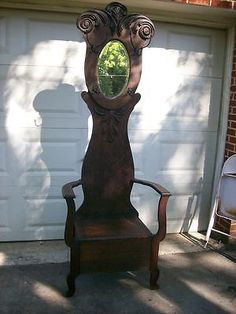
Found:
[77,2,155,109]
[77,2,155,55]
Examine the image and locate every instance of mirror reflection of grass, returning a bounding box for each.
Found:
[97,40,130,98]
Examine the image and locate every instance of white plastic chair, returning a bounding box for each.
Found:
[205,154,236,247]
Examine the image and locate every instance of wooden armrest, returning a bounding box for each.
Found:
[62,179,82,247]
[133,178,171,197]
[62,179,82,199]
[133,177,171,242]
[223,173,236,178]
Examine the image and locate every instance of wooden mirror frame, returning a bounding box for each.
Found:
[77,1,155,109]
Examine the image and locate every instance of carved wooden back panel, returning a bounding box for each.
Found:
[76,3,155,218]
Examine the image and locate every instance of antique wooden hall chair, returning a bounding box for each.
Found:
[62,2,171,297]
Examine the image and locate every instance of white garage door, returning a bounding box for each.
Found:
[0,13,226,241]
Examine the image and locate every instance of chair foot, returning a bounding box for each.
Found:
[150,283,160,290]
[66,273,76,297]
[150,268,160,290]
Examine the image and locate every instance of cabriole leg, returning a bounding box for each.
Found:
[66,273,76,297]
[66,247,80,297]
[150,268,160,290]
[149,241,160,290]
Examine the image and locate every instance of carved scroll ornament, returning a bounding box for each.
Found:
[77,2,155,109]
[77,2,155,55]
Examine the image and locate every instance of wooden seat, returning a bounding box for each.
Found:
[62,3,171,297]
[75,217,152,241]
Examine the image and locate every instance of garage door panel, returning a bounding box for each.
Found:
[0,16,86,68]
[4,65,84,90]
[19,130,86,187]
[24,198,66,226]
[20,173,82,189]
[131,130,217,180]
[21,191,72,240]
[27,142,80,172]
[167,193,200,220]
[0,200,10,228]
[137,80,221,130]
[167,31,211,53]
[129,111,209,132]
[26,18,85,68]
[0,135,12,187]
[21,127,86,164]
[0,141,7,172]
[151,23,225,77]
[137,76,222,133]
[0,71,6,114]
[28,19,79,44]
[24,127,88,141]
[166,77,222,131]
[159,133,217,176]
[166,77,212,119]
[0,17,8,54]
[33,86,82,115]
[0,186,14,240]
[0,16,28,63]
[3,66,87,129]
[26,18,85,65]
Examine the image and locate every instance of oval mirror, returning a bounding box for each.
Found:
[97,40,130,98]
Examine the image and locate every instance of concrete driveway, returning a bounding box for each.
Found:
[0,234,235,314]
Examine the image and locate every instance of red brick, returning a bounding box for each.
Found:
[230,100,236,107]
[225,143,235,151]
[229,114,236,121]
[231,85,236,93]
[227,128,236,136]
[218,1,233,8]
[211,0,221,6]
[229,136,236,143]
[231,77,236,85]
[230,121,236,128]
[188,0,210,5]
[232,93,236,101]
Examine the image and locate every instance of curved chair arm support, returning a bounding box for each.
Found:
[62,179,82,247]
[133,178,171,242]
[133,178,171,197]
[62,179,82,199]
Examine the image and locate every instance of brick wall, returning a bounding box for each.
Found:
[223,35,236,237]
[225,37,236,160]
[173,0,236,9]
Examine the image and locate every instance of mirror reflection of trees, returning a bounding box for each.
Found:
[97,40,130,98]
